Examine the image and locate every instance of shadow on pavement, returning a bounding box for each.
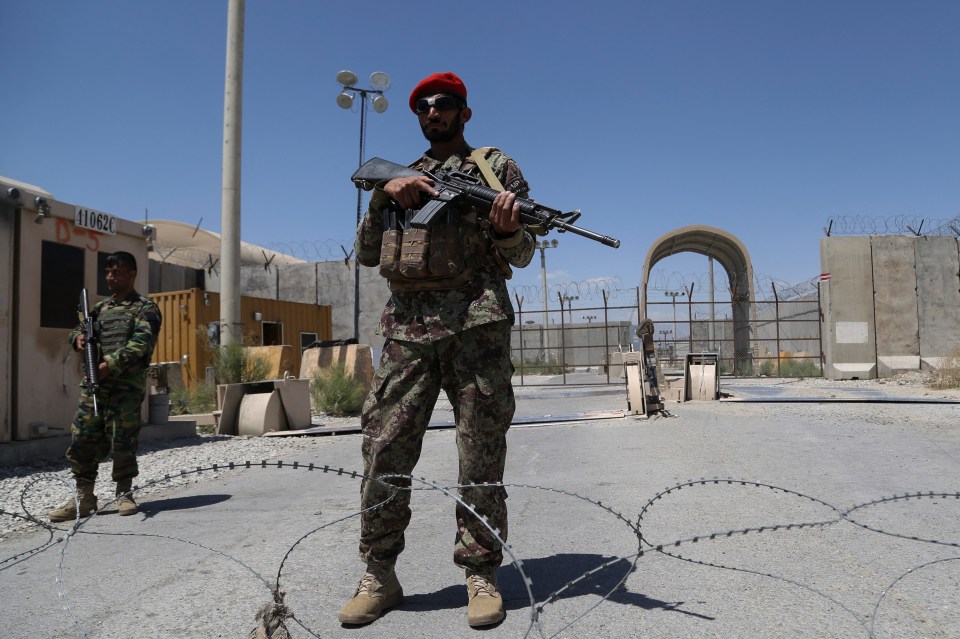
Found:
[137,493,232,518]
[404,553,714,621]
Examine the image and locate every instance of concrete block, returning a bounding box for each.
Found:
[871,235,920,376]
[237,390,288,436]
[820,236,877,379]
[275,378,311,428]
[300,344,374,397]
[247,345,298,379]
[916,236,960,366]
[216,379,309,435]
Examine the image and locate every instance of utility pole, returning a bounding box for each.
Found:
[219,0,244,345]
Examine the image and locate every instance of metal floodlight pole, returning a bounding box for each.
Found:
[538,239,558,327]
[337,70,389,342]
[665,290,682,355]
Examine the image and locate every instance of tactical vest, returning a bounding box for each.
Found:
[378,148,513,292]
[97,296,151,355]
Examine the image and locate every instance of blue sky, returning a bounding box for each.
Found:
[3,1,958,314]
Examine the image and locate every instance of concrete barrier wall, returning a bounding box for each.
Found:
[820,236,877,379]
[916,237,960,367]
[871,235,920,376]
[821,235,960,379]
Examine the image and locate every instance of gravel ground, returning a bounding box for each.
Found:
[2,372,954,542]
[0,413,360,542]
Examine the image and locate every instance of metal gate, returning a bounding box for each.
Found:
[510,286,823,386]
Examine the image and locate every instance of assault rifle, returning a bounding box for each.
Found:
[351,158,621,249]
[79,288,100,417]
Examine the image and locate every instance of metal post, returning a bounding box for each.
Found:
[686,282,694,354]
[337,71,390,343]
[352,92,368,342]
[817,280,824,374]
[219,0,244,346]
[772,282,781,376]
[709,256,716,351]
[537,240,557,365]
[540,244,549,328]
[515,293,525,386]
[557,292,567,384]
[602,289,611,383]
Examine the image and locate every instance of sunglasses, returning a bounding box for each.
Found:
[414,95,464,114]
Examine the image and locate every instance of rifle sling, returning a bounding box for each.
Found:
[469,148,504,192]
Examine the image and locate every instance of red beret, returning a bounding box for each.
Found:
[408,72,467,113]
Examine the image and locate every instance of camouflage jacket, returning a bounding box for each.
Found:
[69,290,163,389]
[355,144,535,344]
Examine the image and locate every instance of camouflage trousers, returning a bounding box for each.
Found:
[359,320,515,575]
[66,384,145,484]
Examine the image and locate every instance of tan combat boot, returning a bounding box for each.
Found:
[338,567,403,625]
[48,480,98,522]
[116,479,138,516]
[466,571,504,627]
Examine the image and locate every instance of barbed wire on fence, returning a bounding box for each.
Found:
[2,462,957,638]
[265,239,354,263]
[824,215,960,238]
[510,272,820,321]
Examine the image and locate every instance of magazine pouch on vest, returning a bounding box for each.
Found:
[376,147,512,291]
[398,227,431,278]
[379,228,402,278]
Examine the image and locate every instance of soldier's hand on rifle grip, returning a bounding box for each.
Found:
[490,190,521,235]
[384,176,437,210]
[98,362,109,380]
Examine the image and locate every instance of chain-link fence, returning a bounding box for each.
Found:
[510,287,823,385]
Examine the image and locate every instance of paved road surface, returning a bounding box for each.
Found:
[2,379,958,638]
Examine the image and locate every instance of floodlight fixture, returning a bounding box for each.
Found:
[369,71,390,89]
[336,69,358,87]
[336,91,354,109]
[371,94,389,113]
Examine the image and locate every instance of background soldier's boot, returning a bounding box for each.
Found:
[116,479,138,516]
[338,567,403,625]
[466,571,504,627]
[48,480,98,522]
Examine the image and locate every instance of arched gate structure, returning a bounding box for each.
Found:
[640,225,756,373]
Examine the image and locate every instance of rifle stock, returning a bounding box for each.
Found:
[352,157,620,249]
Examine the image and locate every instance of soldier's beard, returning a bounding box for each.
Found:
[421,112,462,143]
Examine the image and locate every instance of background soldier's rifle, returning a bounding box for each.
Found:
[352,158,621,249]
[79,288,100,417]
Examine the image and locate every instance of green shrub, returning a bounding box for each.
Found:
[929,348,960,389]
[758,358,822,378]
[310,363,365,416]
[169,384,217,415]
[210,342,271,384]
[781,359,822,378]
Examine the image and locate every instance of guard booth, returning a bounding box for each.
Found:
[0,177,153,443]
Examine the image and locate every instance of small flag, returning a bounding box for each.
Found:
[820,273,831,282]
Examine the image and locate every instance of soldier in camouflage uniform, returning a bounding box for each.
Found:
[48,251,162,522]
[339,72,535,629]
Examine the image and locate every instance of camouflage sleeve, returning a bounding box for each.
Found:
[67,299,101,350]
[487,149,535,269]
[102,301,162,376]
[354,187,390,267]
[68,323,83,351]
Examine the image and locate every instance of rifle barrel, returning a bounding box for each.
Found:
[453,181,620,249]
